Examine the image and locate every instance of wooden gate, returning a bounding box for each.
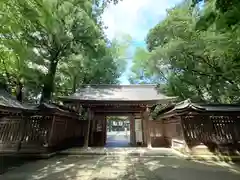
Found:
[90,114,106,146]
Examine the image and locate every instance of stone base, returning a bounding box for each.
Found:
[58,147,179,157]
[173,144,214,155]
[0,152,56,159]
[188,145,215,155]
[173,145,240,162]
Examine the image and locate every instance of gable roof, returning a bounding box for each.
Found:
[157,99,240,117]
[59,84,176,103]
[0,89,27,110]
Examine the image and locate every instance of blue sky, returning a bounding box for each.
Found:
[102,0,182,84]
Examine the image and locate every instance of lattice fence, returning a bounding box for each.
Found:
[0,113,22,152]
[0,110,86,153]
[20,115,52,152]
[181,114,240,151]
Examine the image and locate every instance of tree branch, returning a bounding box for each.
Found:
[187,52,236,85]
[1,57,11,85]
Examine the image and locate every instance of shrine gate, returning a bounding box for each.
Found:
[59,84,175,148]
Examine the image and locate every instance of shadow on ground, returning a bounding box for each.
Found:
[0,156,38,174]
[1,153,240,180]
[134,156,240,180]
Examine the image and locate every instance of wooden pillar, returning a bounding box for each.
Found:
[18,113,27,151]
[130,115,133,144]
[133,115,136,145]
[130,114,136,146]
[104,115,107,145]
[76,104,82,113]
[90,114,97,145]
[48,115,56,147]
[144,107,152,148]
[102,115,106,146]
[141,112,146,146]
[84,108,93,148]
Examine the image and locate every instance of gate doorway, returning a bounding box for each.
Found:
[106,116,130,147]
[59,84,175,148]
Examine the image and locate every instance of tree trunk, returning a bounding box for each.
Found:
[72,75,77,94]
[40,61,58,103]
[0,75,8,90]
[16,81,23,102]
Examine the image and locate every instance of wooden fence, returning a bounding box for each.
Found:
[0,111,23,152]
[181,114,240,153]
[155,100,240,154]
[0,104,87,154]
[149,120,166,147]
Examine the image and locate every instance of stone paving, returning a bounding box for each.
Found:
[1,132,240,179]
[105,131,130,147]
[1,153,240,180]
[58,147,179,156]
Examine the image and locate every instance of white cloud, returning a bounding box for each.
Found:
[102,0,182,41]
[102,0,183,84]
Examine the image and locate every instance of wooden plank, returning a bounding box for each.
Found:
[48,116,55,147]
[143,107,151,148]
[141,112,145,145]
[84,108,92,148]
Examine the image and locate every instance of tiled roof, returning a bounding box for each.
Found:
[59,84,176,102]
[0,89,27,109]
[0,89,80,116]
[157,99,240,116]
[174,99,240,112]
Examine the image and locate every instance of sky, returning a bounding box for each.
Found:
[102,0,182,84]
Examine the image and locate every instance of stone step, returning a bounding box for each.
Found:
[57,147,179,157]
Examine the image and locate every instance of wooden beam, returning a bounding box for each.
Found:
[129,114,136,146]
[90,114,96,145]
[141,111,145,146]
[95,112,139,116]
[102,115,106,146]
[91,106,145,113]
[47,115,56,147]
[132,114,136,146]
[60,99,160,106]
[104,115,107,145]
[18,114,27,151]
[144,107,152,148]
[84,108,93,148]
[93,110,142,113]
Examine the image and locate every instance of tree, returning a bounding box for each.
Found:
[130,0,240,103]
[1,0,125,102]
[54,34,130,96]
[193,0,240,30]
